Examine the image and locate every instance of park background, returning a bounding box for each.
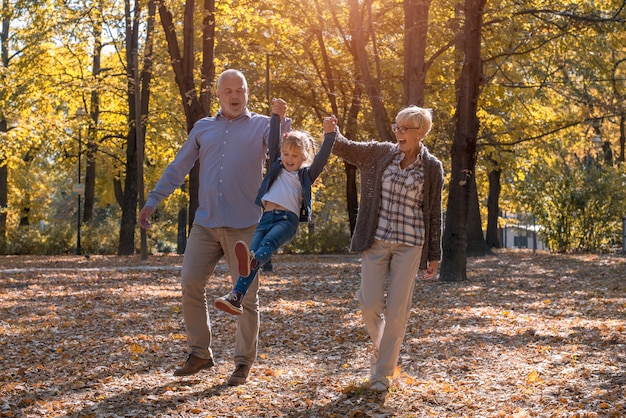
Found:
[1,1,625,276]
[1,1,625,416]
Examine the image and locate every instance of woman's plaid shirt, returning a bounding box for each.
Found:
[374,150,425,247]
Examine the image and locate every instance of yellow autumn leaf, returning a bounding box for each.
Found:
[129,343,143,354]
[526,370,542,384]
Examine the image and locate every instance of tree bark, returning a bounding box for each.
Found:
[343,84,363,236]
[440,0,486,282]
[348,0,392,143]
[485,167,501,248]
[403,0,431,107]
[82,13,103,224]
[467,175,490,256]
[118,0,139,255]
[1,5,9,253]
[157,0,215,233]
[0,161,6,254]
[118,0,156,255]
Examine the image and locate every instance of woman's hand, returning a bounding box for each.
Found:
[421,260,439,280]
[323,115,337,133]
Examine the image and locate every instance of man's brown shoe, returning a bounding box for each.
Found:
[227,363,251,386]
[173,354,214,376]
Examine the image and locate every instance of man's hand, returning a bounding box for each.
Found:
[138,206,154,229]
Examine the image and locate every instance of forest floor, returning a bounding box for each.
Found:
[0,250,625,418]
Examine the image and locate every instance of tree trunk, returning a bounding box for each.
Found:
[118,0,156,255]
[619,113,625,163]
[0,1,8,254]
[158,0,215,231]
[403,0,431,107]
[348,0,392,143]
[467,175,490,256]
[82,14,103,224]
[118,126,139,255]
[343,84,363,236]
[440,0,486,282]
[0,120,6,254]
[188,162,200,230]
[485,168,501,248]
[177,208,187,254]
[200,0,216,118]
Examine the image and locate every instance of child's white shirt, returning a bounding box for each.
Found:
[261,168,303,215]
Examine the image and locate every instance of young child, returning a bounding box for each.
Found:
[214,114,336,315]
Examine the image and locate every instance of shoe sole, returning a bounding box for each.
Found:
[369,382,388,392]
[214,298,243,315]
[235,241,251,277]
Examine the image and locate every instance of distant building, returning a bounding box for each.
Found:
[499,212,547,251]
[499,224,547,250]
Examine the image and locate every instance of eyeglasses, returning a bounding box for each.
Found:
[391,124,419,134]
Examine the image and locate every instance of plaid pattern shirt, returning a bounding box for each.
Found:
[375,151,425,247]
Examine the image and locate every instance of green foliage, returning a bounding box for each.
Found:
[5,202,123,255]
[285,157,352,254]
[7,224,73,255]
[515,153,626,253]
[80,205,124,255]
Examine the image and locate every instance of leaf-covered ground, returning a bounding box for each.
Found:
[1,250,624,417]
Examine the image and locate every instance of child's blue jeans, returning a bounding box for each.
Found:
[234,209,299,295]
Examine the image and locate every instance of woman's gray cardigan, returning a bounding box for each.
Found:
[329,130,444,270]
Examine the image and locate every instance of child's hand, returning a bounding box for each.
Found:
[271,98,288,120]
[323,115,337,133]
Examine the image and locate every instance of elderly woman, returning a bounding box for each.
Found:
[324,106,444,392]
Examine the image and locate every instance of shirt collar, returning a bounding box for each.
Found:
[216,108,252,121]
[392,144,424,167]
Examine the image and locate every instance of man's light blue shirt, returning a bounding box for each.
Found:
[146,109,291,229]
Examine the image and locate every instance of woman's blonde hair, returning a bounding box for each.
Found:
[281,130,316,166]
[396,106,433,137]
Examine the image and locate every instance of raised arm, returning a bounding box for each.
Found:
[267,113,281,165]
